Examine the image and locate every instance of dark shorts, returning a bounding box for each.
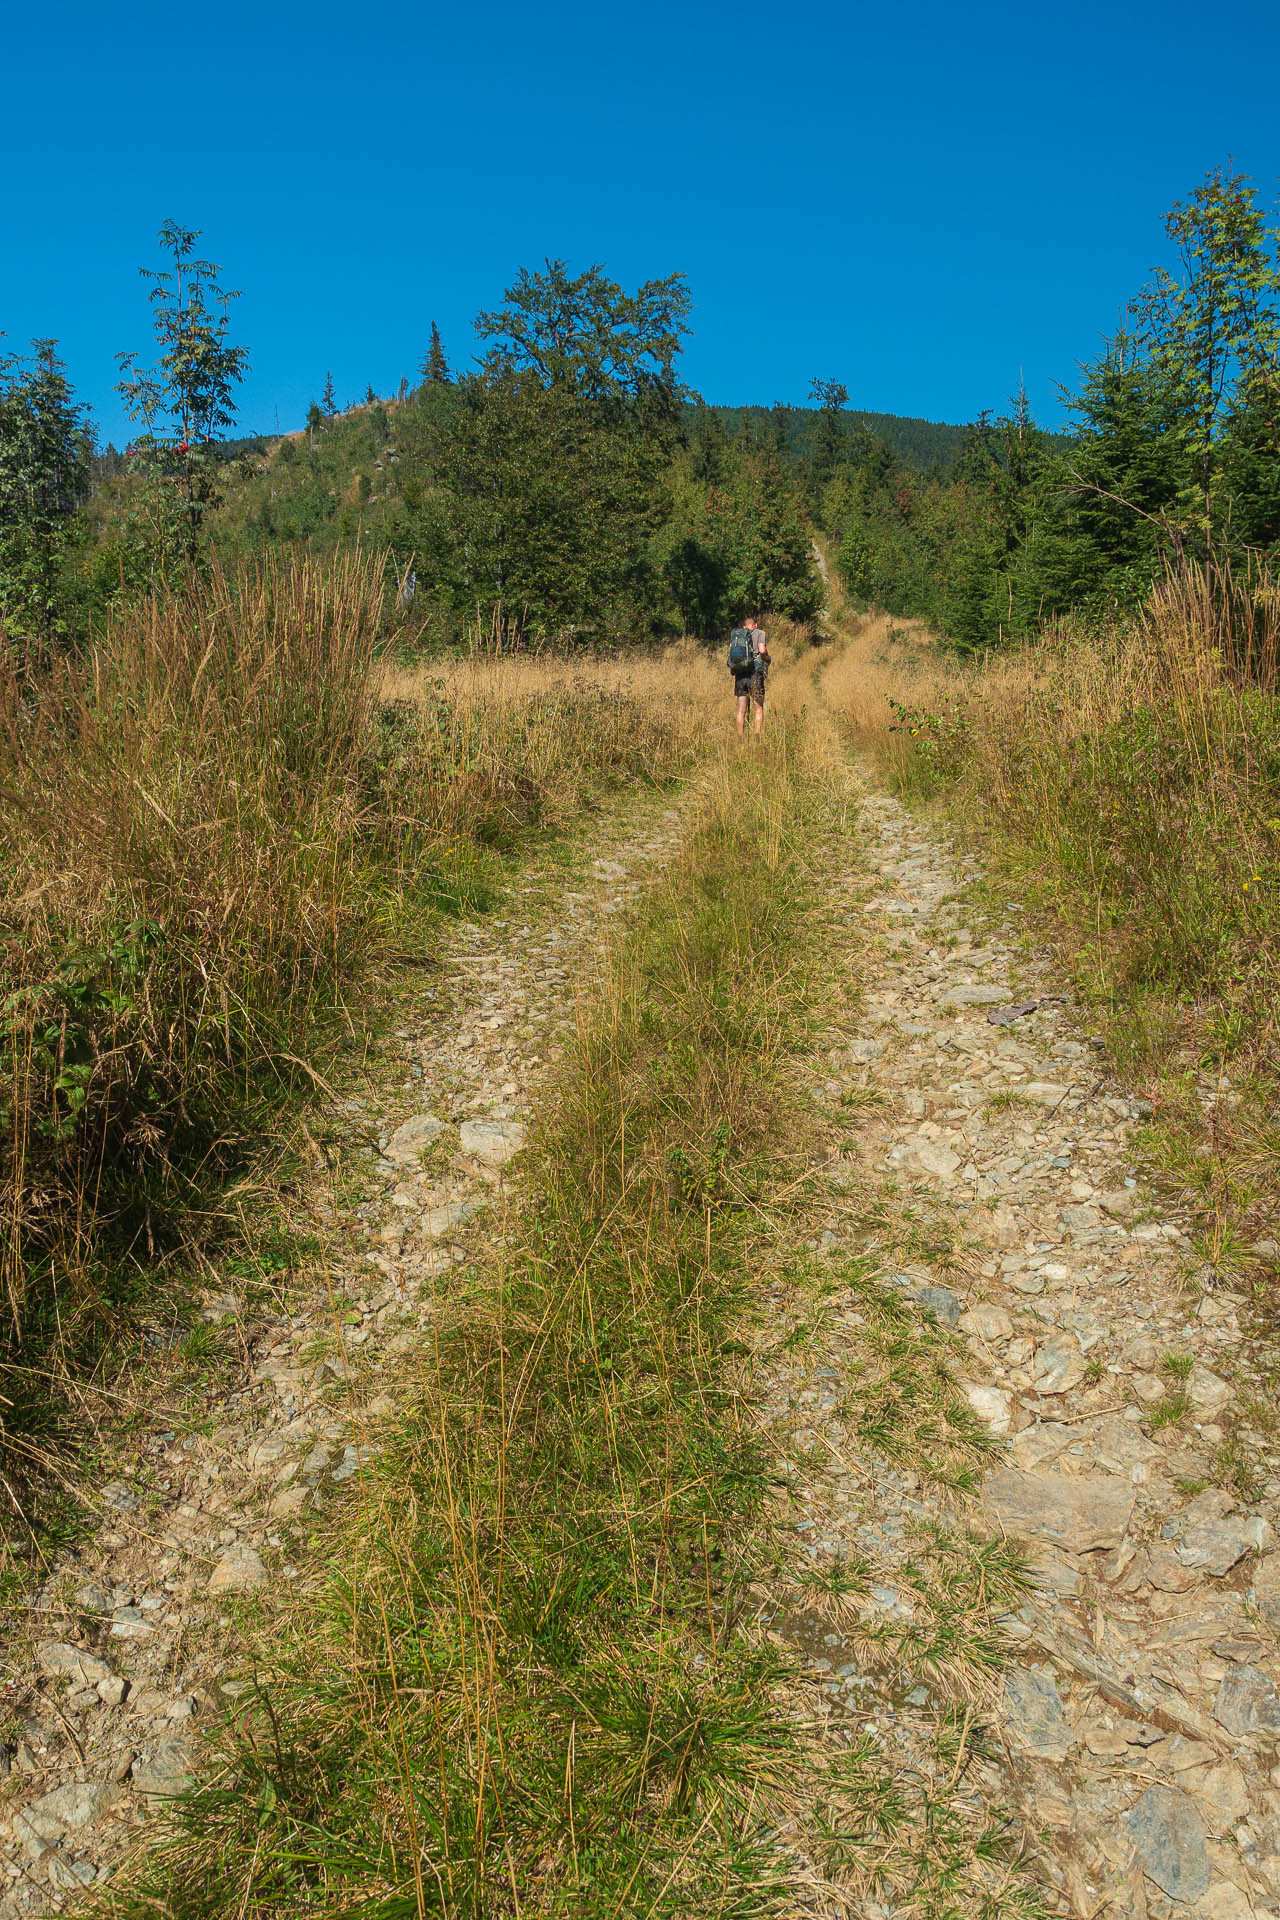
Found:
[734,670,765,704]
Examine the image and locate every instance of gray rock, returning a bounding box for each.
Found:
[1214,1664,1280,1736]
[331,1444,374,1484]
[1004,1664,1074,1760]
[1187,1365,1232,1419]
[97,1675,128,1708]
[1123,1785,1211,1901]
[382,1112,445,1162]
[982,1469,1136,1553]
[74,1584,112,1616]
[207,1544,268,1595]
[99,1479,139,1513]
[14,1781,125,1847]
[459,1119,526,1167]
[132,1737,195,1797]
[936,984,1013,1008]
[109,1605,154,1639]
[423,1199,481,1239]
[35,1642,112,1687]
[1029,1336,1086,1395]
[914,1141,962,1180]
[960,1304,1014,1341]
[1061,1204,1101,1233]
[47,1854,98,1891]
[1020,1081,1072,1108]
[1177,1516,1267,1576]
[910,1283,963,1325]
[1252,1553,1280,1628]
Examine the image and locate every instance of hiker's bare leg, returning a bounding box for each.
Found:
[736,692,748,738]
[753,694,764,736]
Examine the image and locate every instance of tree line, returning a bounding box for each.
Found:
[813,167,1280,647]
[6,166,1277,653]
[0,240,820,648]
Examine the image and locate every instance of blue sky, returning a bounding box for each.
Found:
[6,0,1279,444]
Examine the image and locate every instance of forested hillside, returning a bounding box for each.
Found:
[5,167,1276,658]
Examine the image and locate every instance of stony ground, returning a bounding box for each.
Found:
[757,775,1280,1918]
[6,751,1280,1919]
[0,789,688,1913]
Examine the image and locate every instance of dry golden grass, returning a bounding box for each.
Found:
[0,559,718,1526]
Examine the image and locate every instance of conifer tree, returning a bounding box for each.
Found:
[0,339,89,641]
[421,321,450,385]
[322,371,338,417]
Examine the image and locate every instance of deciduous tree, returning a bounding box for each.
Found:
[116,222,248,567]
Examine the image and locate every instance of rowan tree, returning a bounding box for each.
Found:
[116,222,248,567]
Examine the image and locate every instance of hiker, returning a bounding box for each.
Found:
[728,616,770,737]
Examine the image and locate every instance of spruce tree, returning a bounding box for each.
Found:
[422,322,450,385]
[322,371,338,417]
[0,339,89,642]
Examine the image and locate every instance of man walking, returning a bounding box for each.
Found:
[730,616,770,738]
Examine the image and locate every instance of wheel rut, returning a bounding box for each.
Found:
[0,784,691,1915]
[761,766,1280,1918]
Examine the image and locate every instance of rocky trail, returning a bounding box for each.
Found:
[759,773,1280,1918]
[5,725,1280,1919]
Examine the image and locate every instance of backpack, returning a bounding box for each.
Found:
[727,628,756,676]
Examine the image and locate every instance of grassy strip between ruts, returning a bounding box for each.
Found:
[92,724,832,1919]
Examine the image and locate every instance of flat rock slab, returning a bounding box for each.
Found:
[1214,1664,1280,1736]
[423,1198,482,1239]
[961,1304,1014,1341]
[1178,1516,1268,1577]
[1004,1664,1074,1760]
[964,1383,1013,1435]
[207,1543,268,1595]
[909,1282,963,1325]
[1187,1364,1233,1418]
[1123,1784,1211,1902]
[133,1737,195,1797]
[15,1781,125,1847]
[982,1469,1136,1553]
[459,1119,526,1167]
[936,984,1013,1007]
[1028,1336,1086,1394]
[36,1642,112,1688]
[914,1142,962,1180]
[382,1112,445,1162]
[1253,1553,1280,1628]
[1020,1082,1072,1108]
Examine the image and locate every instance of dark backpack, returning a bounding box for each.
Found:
[727,628,756,676]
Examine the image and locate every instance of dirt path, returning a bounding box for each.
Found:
[0,785,690,1915]
[762,759,1280,1918]
[8,650,1280,1919]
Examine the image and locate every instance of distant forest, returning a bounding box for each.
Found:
[704,403,1046,475]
